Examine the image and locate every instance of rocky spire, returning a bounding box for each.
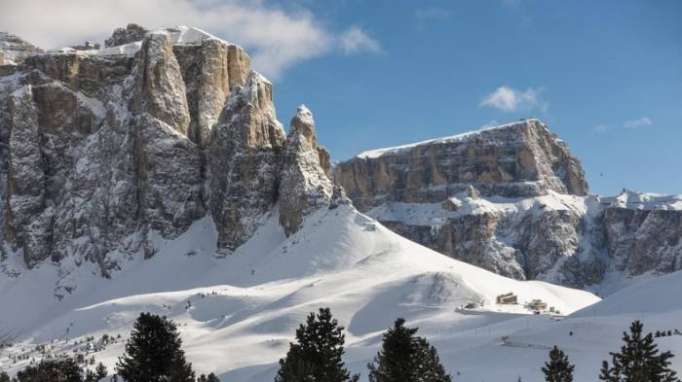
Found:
[207,71,286,250]
[278,105,334,236]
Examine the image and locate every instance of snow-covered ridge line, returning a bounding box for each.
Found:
[42,26,235,59]
[356,118,543,159]
[600,189,682,210]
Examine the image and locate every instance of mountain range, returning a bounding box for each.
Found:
[0,25,680,381]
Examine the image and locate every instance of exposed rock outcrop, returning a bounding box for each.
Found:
[0,32,43,65]
[601,192,682,276]
[279,105,334,235]
[336,120,588,211]
[206,71,286,250]
[0,26,333,275]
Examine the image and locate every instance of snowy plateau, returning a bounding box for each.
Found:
[0,25,680,382]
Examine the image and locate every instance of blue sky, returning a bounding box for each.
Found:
[271,0,682,195]
[4,0,680,195]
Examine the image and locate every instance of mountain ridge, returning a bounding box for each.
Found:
[336,120,681,291]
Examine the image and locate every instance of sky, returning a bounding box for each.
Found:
[2,0,681,195]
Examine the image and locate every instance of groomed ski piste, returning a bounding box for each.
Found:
[0,204,679,381]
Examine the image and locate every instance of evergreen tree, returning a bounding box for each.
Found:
[275,308,358,382]
[599,320,680,382]
[95,363,108,380]
[85,362,108,382]
[367,318,452,382]
[541,346,574,382]
[15,358,83,382]
[599,358,618,382]
[198,373,220,382]
[0,371,9,382]
[116,312,195,382]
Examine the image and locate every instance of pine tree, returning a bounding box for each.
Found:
[198,373,220,382]
[116,312,195,382]
[598,358,618,382]
[85,362,108,382]
[367,318,452,382]
[599,320,680,382]
[95,363,108,380]
[275,307,358,382]
[0,371,9,382]
[541,346,574,382]
[15,358,83,382]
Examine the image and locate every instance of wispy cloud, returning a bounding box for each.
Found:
[594,124,610,133]
[0,0,381,78]
[339,26,382,55]
[480,86,546,113]
[480,120,500,129]
[624,117,653,129]
[415,7,452,21]
[593,117,654,133]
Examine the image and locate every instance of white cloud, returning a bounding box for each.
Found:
[594,117,653,134]
[623,117,653,129]
[480,86,545,112]
[339,26,382,55]
[0,0,380,78]
[480,120,500,129]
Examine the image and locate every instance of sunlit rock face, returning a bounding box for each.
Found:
[336,121,681,288]
[0,26,333,271]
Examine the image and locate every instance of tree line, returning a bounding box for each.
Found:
[542,320,679,382]
[0,310,678,382]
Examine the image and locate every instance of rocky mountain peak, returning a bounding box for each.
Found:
[0,32,43,65]
[290,104,316,144]
[0,25,336,272]
[279,105,334,235]
[335,119,680,289]
[337,119,589,211]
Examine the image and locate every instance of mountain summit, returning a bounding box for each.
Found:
[0,25,333,273]
[336,120,682,291]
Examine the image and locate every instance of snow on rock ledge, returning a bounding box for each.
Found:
[0,25,334,273]
[336,120,681,290]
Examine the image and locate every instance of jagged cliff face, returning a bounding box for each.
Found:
[337,120,588,211]
[336,121,681,288]
[0,32,43,66]
[0,26,333,271]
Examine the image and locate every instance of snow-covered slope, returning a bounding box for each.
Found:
[448,270,682,381]
[0,205,599,381]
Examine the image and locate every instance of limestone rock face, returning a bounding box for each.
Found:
[0,32,43,65]
[279,105,334,235]
[0,26,334,276]
[603,205,682,276]
[337,122,680,289]
[174,39,251,146]
[336,120,589,211]
[206,71,286,250]
[134,33,191,134]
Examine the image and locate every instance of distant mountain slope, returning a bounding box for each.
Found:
[336,121,682,291]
